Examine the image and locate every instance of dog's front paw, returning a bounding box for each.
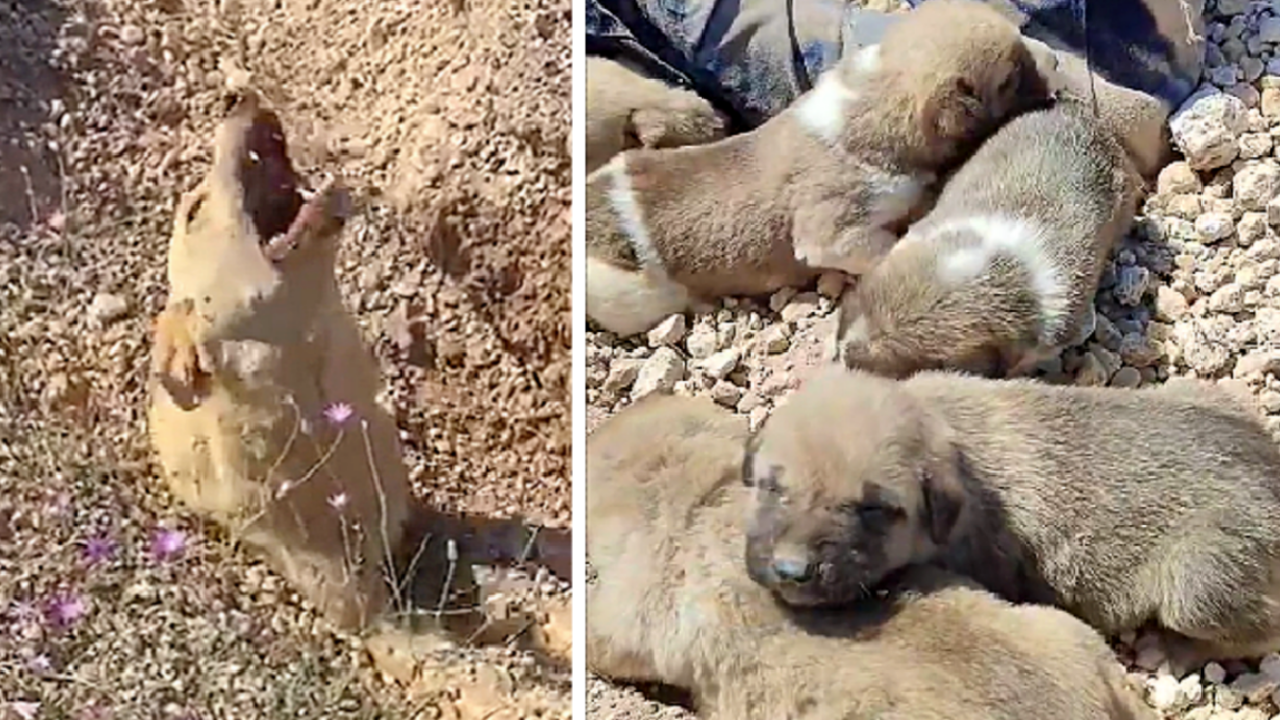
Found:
[152,298,213,409]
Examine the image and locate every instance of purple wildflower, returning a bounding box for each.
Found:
[45,593,86,628]
[10,701,40,720]
[82,535,118,566]
[26,654,51,674]
[150,528,187,562]
[327,492,349,511]
[323,402,354,426]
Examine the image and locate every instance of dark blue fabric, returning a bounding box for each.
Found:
[585,0,1202,130]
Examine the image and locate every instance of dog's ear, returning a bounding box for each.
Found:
[626,108,668,148]
[920,74,985,147]
[917,410,966,545]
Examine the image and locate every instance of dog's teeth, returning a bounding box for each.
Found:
[298,187,315,200]
[248,150,260,163]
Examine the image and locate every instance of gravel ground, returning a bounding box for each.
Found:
[585,1,1280,718]
[0,0,570,717]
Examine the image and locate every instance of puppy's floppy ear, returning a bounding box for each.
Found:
[919,74,985,146]
[917,409,966,545]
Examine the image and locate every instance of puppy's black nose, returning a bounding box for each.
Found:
[771,557,814,584]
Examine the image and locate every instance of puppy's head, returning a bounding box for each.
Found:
[835,282,1008,380]
[875,0,1059,164]
[167,91,351,297]
[742,368,967,608]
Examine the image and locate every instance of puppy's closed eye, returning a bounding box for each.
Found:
[841,502,903,529]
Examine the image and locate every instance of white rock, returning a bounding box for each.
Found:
[1234,161,1280,210]
[1110,366,1142,388]
[1240,211,1269,244]
[781,292,821,324]
[1075,352,1109,386]
[1240,132,1274,158]
[89,292,128,325]
[1197,212,1237,241]
[1205,662,1227,686]
[686,325,719,359]
[709,380,743,407]
[647,314,687,346]
[1180,674,1205,706]
[1209,282,1246,312]
[1158,161,1203,194]
[1148,674,1184,711]
[602,359,643,394]
[1233,348,1280,377]
[1229,672,1279,704]
[633,348,685,398]
[759,325,791,355]
[1171,87,1248,170]
[1260,652,1280,681]
[1156,285,1190,321]
[698,348,741,380]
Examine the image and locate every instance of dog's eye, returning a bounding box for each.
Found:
[850,503,901,527]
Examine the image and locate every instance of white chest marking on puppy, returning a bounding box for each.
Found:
[930,214,1071,342]
[795,65,862,145]
[605,154,662,269]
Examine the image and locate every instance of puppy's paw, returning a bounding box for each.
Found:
[263,176,352,263]
[152,298,213,409]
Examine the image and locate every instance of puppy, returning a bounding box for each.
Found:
[836,99,1140,379]
[589,394,1153,720]
[148,92,411,631]
[585,55,727,174]
[585,0,1059,337]
[746,367,1280,664]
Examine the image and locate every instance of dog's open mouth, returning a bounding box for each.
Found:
[218,92,346,263]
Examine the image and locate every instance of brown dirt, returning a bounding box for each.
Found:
[0,0,570,717]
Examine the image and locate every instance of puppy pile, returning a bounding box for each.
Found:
[586,1,1280,718]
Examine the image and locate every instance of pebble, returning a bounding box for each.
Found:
[1156,285,1191,321]
[89,292,128,325]
[781,293,820,324]
[1110,366,1142,388]
[1209,283,1247,313]
[686,325,719,359]
[1075,352,1109,386]
[602,359,642,394]
[1234,349,1280,378]
[1235,161,1280,210]
[1158,161,1203,195]
[1112,265,1150,306]
[759,325,791,355]
[647,314,687,347]
[1197,212,1237,241]
[1148,674,1184,711]
[698,348,741,380]
[1170,87,1248,170]
[632,348,685,398]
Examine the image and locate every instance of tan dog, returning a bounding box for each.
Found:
[588,394,1153,720]
[585,55,727,174]
[746,367,1280,665]
[585,0,1060,337]
[836,99,1140,379]
[148,93,411,631]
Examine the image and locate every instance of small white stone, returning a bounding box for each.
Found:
[1197,212,1237,241]
[686,325,719,359]
[1147,674,1183,711]
[1234,161,1280,210]
[1171,87,1249,170]
[1156,285,1190,321]
[709,380,743,407]
[1209,283,1246,313]
[698,348,741,380]
[1240,211,1269,244]
[1241,132,1275,158]
[1179,674,1204,706]
[646,314,687,347]
[632,348,686,398]
[759,325,791,355]
[602,359,643,394]
[89,292,129,325]
[1260,652,1280,681]
[780,292,821,324]
[1157,161,1203,194]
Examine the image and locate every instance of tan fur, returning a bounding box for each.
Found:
[588,394,1153,720]
[585,0,1059,336]
[585,56,727,174]
[747,367,1280,663]
[836,100,1141,379]
[148,93,410,631]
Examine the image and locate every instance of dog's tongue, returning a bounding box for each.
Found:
[218,93,304,243]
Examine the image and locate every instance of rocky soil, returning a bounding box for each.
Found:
[585,0,1280,718]
[0,0,570,717]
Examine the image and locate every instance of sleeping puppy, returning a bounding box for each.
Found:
[148,92,412,631]
[836,98,1141,379]
[585,0,1060,337]
[745,367,1280,666]
[589,394,1154,720]
[585,55,728,174]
